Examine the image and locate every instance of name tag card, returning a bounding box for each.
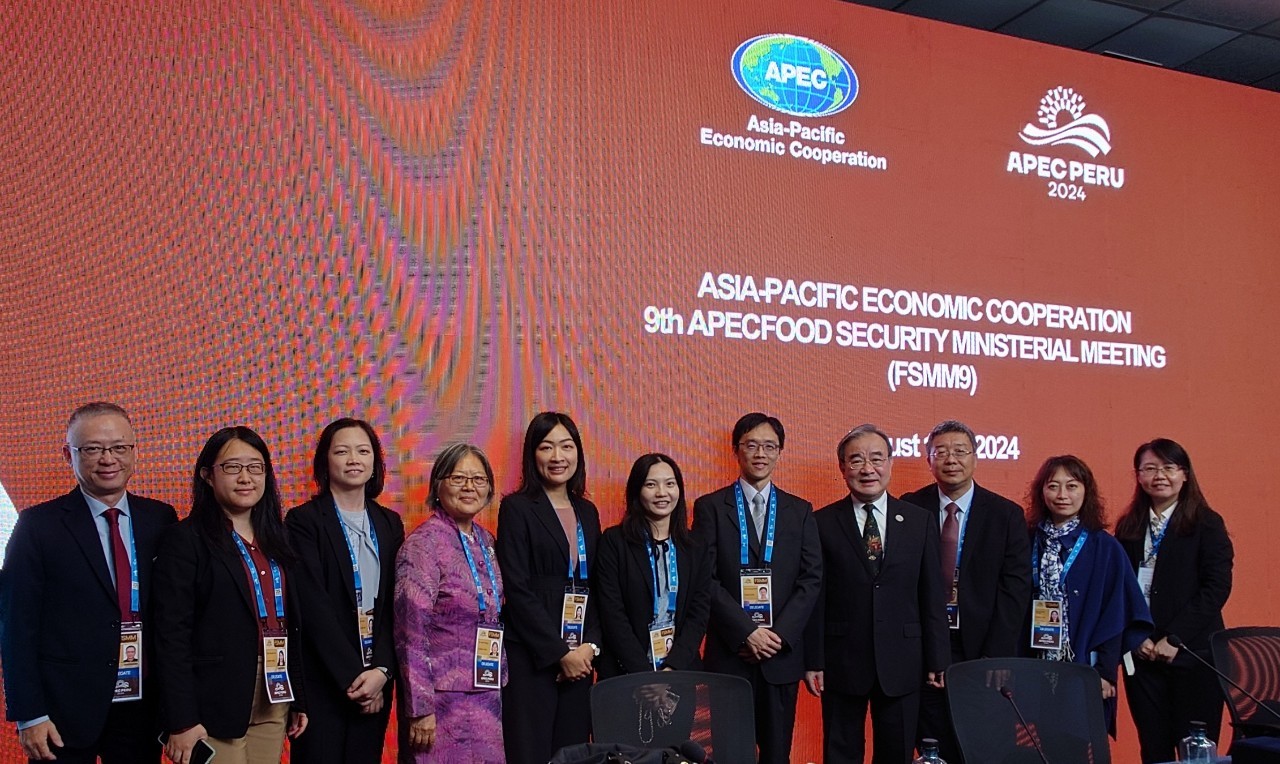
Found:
[1030,599,1063,650]
[1137,566,1155,604]
[946,570,961,630]
[358,610,375,667]
[560,588,589,649]
[113,623,143,702]
[648,621,675,671]
[474,624,504,689]
[740,570,773,627]
[264,635,295,703]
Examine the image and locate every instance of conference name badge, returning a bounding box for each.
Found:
[1137,565,1154,605]
[946,570,960,630]
[739,570,773,627]
[1030,599,1063,650]
[263,635,295,703]
[560,587,589,649]
[358,609,375,668]
[474,624,503,690]
[648,620,675,672]
[113,623,143,702]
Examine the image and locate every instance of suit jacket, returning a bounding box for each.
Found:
[805,495,950,697]
[0,488,177,746]
[594,526,712,679]
[394,511,506,718]
[1119,506,1232,654]
[691,483,822,685]
[901,482,1032,660]
[495,491,603,669]
[152,518,307,738]
[285,495,405,705]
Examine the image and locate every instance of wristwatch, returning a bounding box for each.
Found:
[585,642,601,658]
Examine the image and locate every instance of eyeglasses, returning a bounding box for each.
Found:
[929,447,972,460]
[69,444,136,459]
[1137,465,1182,478]
[444,474,490,488]
[845,456,888,469]
[215,462,266,475]
[738,441,780,456]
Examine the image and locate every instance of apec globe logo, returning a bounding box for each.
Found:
[732,34,858,118]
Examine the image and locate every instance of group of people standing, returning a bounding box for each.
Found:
[0,403,1232,764]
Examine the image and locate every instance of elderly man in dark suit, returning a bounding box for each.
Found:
[692,412,822,764]
[1,402,178,762]
[901,420,1031,764]
[805,424,949,764]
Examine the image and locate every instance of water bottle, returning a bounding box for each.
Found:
[1178,720,1217,762]
[913,738,948,764]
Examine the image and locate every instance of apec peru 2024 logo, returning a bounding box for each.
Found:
[1006,86,1127,203]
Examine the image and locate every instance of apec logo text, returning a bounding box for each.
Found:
[731,34,858,118]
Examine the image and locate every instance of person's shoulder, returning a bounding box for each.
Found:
[499,491,540,513]
[127,492,178,515]
[774,485,814,512]
[814,496,847,515]
[368,498,405,529]
[573,493,601,517]
[20,488,83,518]
[888,495,932,521]
[898,485,936,509]
[693,484,734,506]
[972,483,1023,514]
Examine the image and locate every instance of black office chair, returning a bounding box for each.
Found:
[588,670,755,763]
[947,657,1111,764]
[1210,627,1280,746]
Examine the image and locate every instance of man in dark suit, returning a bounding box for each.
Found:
[692,412,822,764]
[1,402,178,762]
[900,420,1031,763]
[804,424,949,764]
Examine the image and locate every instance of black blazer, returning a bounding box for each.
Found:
[495,491,603,668]
[1119,506,1232,654]
[901,482,1032,660]
[285,496,404,701]
[691,483,822,685]
[594,526,712,679]
[152,519,307,738]
[0,489,177,746]
[805,495,950,697]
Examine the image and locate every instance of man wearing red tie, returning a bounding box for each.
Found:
[1,402,177,762]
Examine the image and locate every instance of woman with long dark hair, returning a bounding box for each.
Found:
[496,412,602,764]
[1025,455,1150,735]
[154,426,307,764]
[1115,439,1233,763]
[595,454,712,679]
[286,418,405,763]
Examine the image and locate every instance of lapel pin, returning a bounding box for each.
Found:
[895,515,904,522]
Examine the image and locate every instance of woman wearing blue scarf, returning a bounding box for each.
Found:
[1025,455,1152,736]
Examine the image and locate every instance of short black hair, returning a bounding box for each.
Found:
[731,412,785,451]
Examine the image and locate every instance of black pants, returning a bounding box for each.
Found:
[742,666,799,764]
[822,682,920,764]
[502,640,593,764]
[1125,655,1224,764]
[39,699,159,764]
[289,681,390,764]
[918,682,963,763]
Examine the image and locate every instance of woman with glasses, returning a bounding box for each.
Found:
[595,454,712,681]
[153,427,308,764]
[1024,455,1150,736]
[1115,439,1233,763]
[395,443,505,762]
[285,419,406,764]
[496,412,601,764]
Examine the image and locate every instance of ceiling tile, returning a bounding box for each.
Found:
[1164,0,1280,32]
[1090,16,1241,66]
[1255,69,1280,89]
[895,0,1044,30]
[999,0,1148,49]
[1104,0,1180,10]
[1253,18,1280,37]
[1180,33,1280,82]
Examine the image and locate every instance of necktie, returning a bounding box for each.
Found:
[940,502,960,590]
[1145,514,1165,566]
[103,508,133,618]
[862,504,882,574]
[752,493,767,544]
[654,541,670,608]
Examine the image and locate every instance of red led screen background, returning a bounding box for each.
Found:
[1,0,1278,761]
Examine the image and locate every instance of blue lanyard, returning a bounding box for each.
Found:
[568,519,588,581]
[647,538,679,622]
[1147,516,1170,561]
[1032,530,1088,592]
[110,511,141,615]
[734,484,777,566]
[231,532,286,622]
[457,527,500,617]
[334,502,380,608]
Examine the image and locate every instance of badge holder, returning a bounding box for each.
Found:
[1030,599,1064,650]
[358,609,376,667]
[113,622,143,702]
[648,620,675,671]
[739,569,773,627]
[946,570,960,630]
[1137,565,1155,604]
[263,634,295,703]
[474,624,504,689]
[560,587,589,649]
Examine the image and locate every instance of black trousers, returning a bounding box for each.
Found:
[501,640,593,764]
[39,699,159,764]
[822,681,920,764]
[917,682,963,763]
[289,680,390,764]
[742,666,799,764]
[1124,655,1225,764]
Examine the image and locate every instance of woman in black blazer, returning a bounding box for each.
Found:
[496,412,602,764]
[595,453,712,680]
[1116,438,1233,763]
[285,418,405,764]
[154,426,307,764]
